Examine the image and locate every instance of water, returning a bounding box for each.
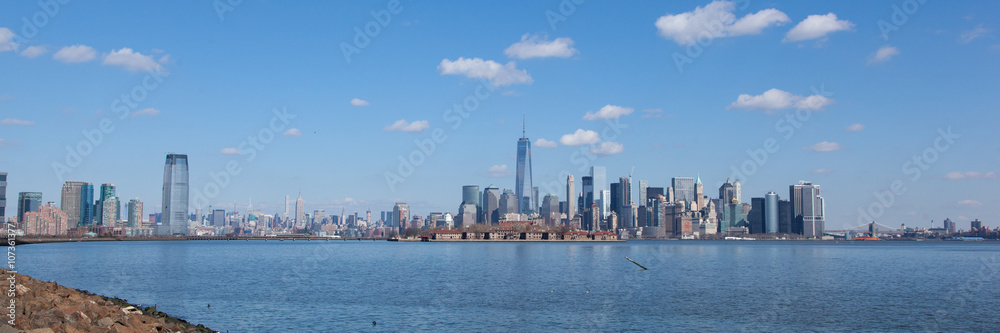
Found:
[17,240,1000,332]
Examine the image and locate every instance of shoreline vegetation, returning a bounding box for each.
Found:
[1,269,215,333]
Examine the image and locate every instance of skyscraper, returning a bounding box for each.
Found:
[160,154,190,235]
[638,180,648,208]
[0,172,6,223]
[393,203,409,234]
[60,181,85,229]
[499,189,517,216]
[482,185,500,224]
[212,209,226,227]
[790,182,824,237]
[599,190,611,219]
[765,192,779,233]
[22,204,67,236]
[462,185,481,222]
[295,192,305,227]
[283,194,289,222]
[80,183,94,227]
[590,166,607,205]
[540,194,560,226]
[96,184,118,227]
[566,175,575,219]
[515,117,534,214]
[582,176,594,213]
[17,192,42,223]
[127,198,143,228]
[672,177,695,206]
[749,197,765,234]
[719,179,738,205]
[617,177,631,216]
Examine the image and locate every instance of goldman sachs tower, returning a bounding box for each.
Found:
[515,115,534,214]
[159,153,190,235]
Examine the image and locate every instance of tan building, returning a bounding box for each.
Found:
[433,230,463,240]
[23,204,68,236]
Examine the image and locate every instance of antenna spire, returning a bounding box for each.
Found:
[522,113,526,138]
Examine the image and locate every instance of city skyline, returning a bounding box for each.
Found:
[0,1,997,228]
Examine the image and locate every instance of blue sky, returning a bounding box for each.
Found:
[1,0,997,229]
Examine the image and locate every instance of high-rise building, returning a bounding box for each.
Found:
[645,187,663,206]
[618,177,631,214]
[532,187,539,214]
[765,192,779,233]
[638,180,648,209]
[462,185,481,222]
[672,177,695,206]
[778,200,791,233]
[22,204,67,236]
[212,209,226,227]
[160,154,190,235]
[457,203,476,228]
[591,166,607,206]
[749,197,765,234]
[0,172,6,223]
[60,181,85,229]
[566,175,576,219]
[393,203,409,234]
[95,184,118,226]
[971,219,983,230]
[17,192,42,223]
[482,185,500,224]
[790,182,824,237]
[599,190,611,219]
[127,198,143,228]
[499,189,517,216]
[80,183,94,227]
[694,175,705,210]
[515,117,534,214]
[540,194,560,226]
[610,182,621,219]
[582,176,594,213]
[943,218,956,234]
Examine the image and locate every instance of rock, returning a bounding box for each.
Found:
[0,325,18,333]
[97,317,115,327]
[26,328,55,333]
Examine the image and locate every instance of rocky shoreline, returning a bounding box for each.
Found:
[1,269,214,333]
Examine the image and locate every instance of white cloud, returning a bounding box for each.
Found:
[103,48,166,72]
[729,88,833,113]
[958,200,983,208]
[504,34,578,59]
[944,171,997,180]
[655,1,789,45]
[19,45,47,58]
[845,123,865,132]
[384,119,429,133]
[642,108,664,118]
[811,168,834,174]
[534,138,558,148]
[589,141,624,156]
[0,94,11,101]
[583,105,634,120]
[220,148,241,155]
[806,141,842,152]
[350,98,370,106]
[795,94,834,110]
[784,13,854,42]
[53,45,97,63]
[130,108,160,117]
[0,28,17,52]
[868,46,899,64]
[559,129,600,146]
[282,128,302,137]
[486,164,511,178]
[1,118,34,126]
[0,138,16,148]
[438,57,533,86]
[959,25,989,43]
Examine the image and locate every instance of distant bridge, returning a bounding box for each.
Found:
[826,222,903,238]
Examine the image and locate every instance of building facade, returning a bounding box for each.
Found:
[160,154,190,235]
[17,192,42,223]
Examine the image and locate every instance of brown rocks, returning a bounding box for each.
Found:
[0,269,215,333]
